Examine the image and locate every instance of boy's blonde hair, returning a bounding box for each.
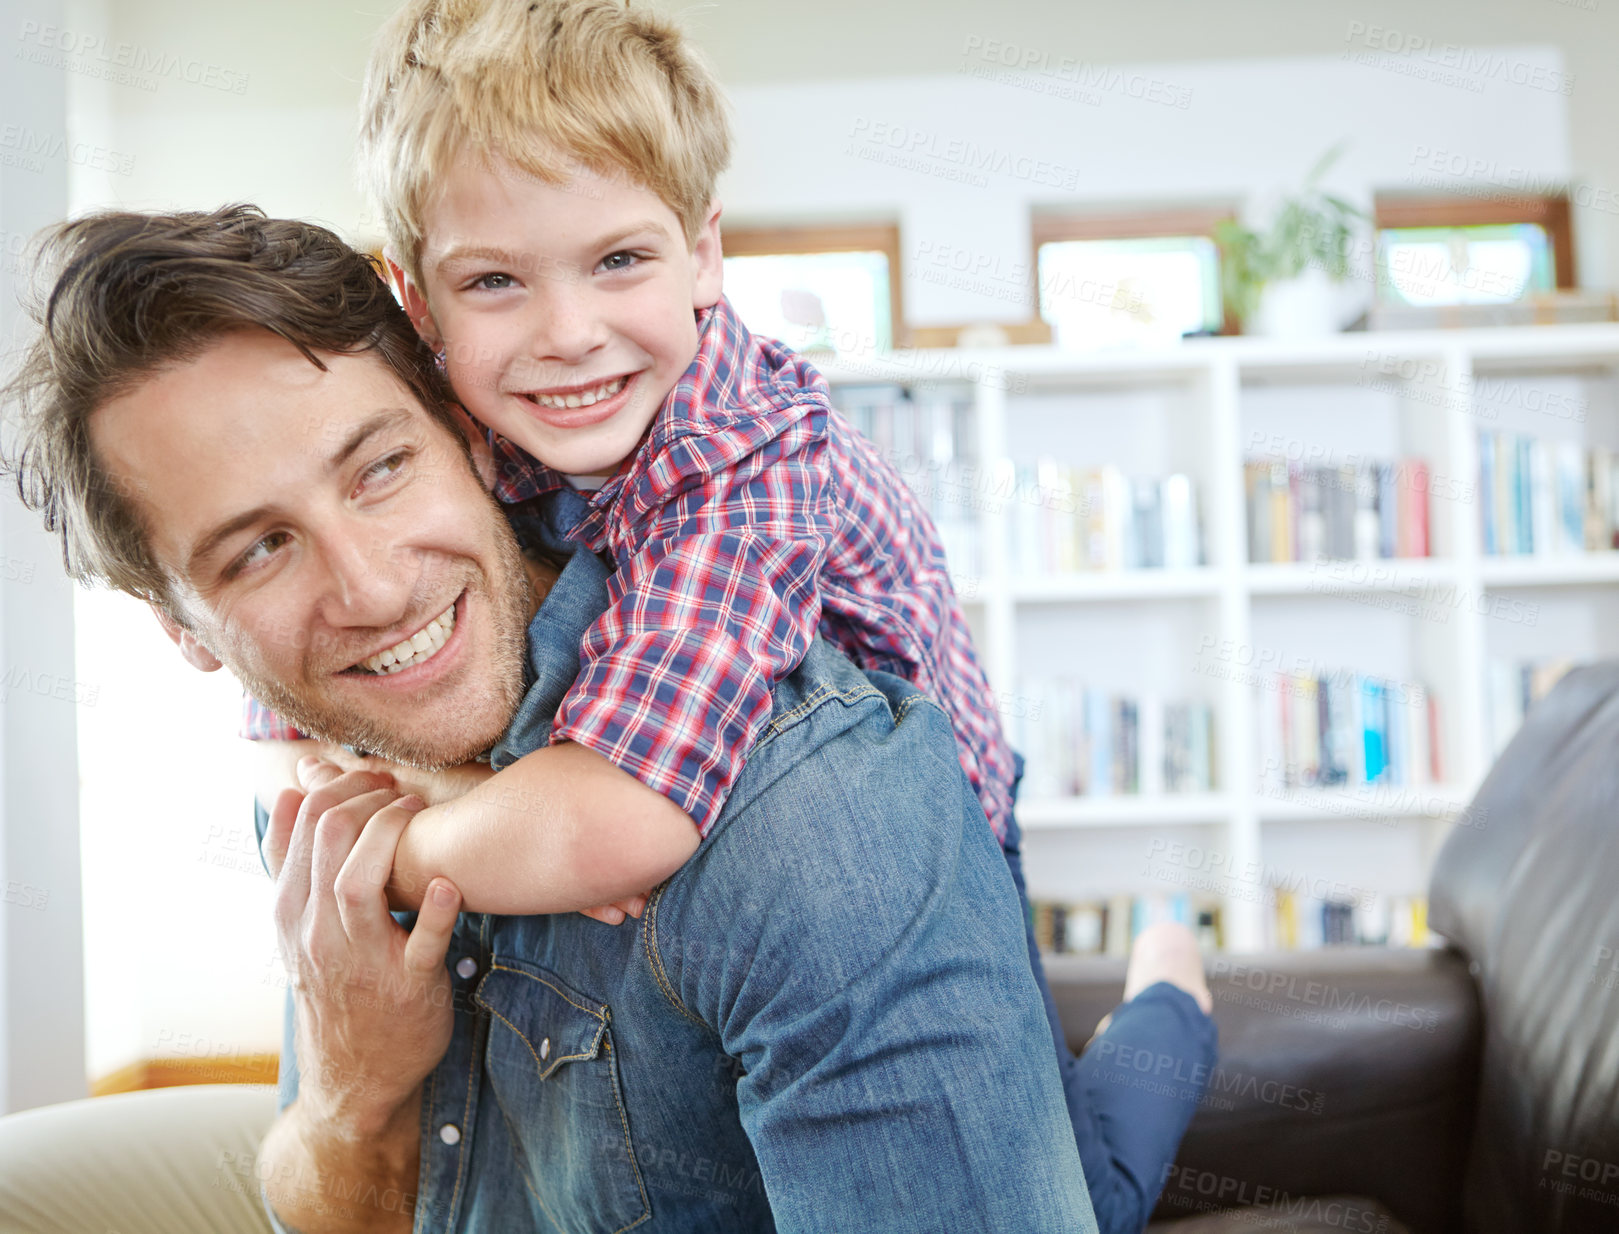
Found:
[360,0,733,281]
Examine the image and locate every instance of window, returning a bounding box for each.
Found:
[1373,195,1573,307]
[1031,208,1234,347]
[722,223,902,355]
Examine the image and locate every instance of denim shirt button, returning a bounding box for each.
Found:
[438,1123,462,1146]
[540,1036,551,1060]
[455,956,478,979]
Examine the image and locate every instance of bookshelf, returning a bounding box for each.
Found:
[821,323,1619,953]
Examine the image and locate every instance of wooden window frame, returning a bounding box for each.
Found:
[720,222,905,348]
[1029,206,1239,335]
[1373,193,1575,290]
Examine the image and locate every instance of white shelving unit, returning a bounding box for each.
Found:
[823,323,1619,951]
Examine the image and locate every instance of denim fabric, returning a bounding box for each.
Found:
[1001,790,1218,1234]
[264,488,1097,1233]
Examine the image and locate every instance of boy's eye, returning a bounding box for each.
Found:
[472,272,515,291]
[598,250,640,273]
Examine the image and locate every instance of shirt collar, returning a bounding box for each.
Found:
[488,488,612,770]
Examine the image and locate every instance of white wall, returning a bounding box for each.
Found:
[722,49,1571,328]
[1,0,87,1115]
[75,590,280,1081]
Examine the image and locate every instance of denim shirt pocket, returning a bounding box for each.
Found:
[475,957,651,1233]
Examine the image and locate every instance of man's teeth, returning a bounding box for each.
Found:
[526,375,627,410]
[358,603,456,675]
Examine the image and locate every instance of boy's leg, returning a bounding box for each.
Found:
[651,683,1098,1234]
[0,1084,278,1234]
[1001,804,1219,1234]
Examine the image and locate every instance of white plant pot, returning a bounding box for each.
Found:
[1248,267,1346,339]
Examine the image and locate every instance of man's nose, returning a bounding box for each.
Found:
[314,531,420,629]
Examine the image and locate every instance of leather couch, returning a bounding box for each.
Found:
[1044,662,1619,1234]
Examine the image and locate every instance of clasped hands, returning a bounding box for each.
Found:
[280,750,649,924]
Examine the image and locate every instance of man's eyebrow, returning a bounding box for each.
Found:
[183,408,414,577]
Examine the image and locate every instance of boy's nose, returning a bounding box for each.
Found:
[529,291,606,364]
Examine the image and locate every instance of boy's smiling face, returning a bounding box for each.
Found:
[407,155,723,477]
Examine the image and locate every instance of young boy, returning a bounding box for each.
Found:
[253,2,1216,1228]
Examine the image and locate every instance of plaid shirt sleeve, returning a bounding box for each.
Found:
[550,406,833,837]
[241,696,305,741]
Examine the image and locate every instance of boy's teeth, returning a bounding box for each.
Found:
[528,375,626,410]
[358,602,457,675]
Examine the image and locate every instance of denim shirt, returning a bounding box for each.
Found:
[264,489,1096,1234]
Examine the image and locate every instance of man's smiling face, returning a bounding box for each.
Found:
[91,328,540,766]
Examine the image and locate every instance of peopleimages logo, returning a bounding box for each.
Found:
[959,36,1194,109]
[0,124,136,176]
[1341,21,1573,95]
[847,117,1081,191]
[15,20,251,95]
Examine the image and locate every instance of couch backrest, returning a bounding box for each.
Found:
[1429,662,1619,1233]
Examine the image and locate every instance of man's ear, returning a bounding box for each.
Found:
[690,198,724,311]
[383,247,444,353]
[445,403,499,492]
[151,606,224,672]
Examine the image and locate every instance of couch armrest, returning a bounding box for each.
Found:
[1043,946,1482,1234]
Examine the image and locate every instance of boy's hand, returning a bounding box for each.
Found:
[578,892,650,926]
[295,758,436,910]
[296,757,651,924]
[308,748,495,806]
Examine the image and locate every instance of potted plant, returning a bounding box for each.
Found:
[1215,144,1367,337]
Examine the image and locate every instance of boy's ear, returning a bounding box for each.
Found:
[383,248,445,353]
[151,606,224,673]
[445,403,499,491]
[690,198,724,311]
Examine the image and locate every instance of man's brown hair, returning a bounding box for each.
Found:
[0,204,461,613]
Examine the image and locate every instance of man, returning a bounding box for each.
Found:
[0,206,1097,1233]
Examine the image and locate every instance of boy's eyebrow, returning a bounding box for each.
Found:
[183,408,413,576]
[591,219,673,250]
[432,219,673,272]
[432,243,531,271]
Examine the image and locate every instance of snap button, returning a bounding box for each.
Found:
[455,956,478,979]
[540,1037,551,1060]
[439,1123,461,1146]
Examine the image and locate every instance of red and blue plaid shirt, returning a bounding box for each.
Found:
[244,297,1015,840]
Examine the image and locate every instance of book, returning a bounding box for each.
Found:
[1245,453,1434,563]
[1264,893,1430,950]
[1014,681,1216,798]
[1257,668,1436,788]
[1478,429,1619,558]
[1029,893,1222,956]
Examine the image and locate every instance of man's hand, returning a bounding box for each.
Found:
[294,755,651,925]
[254,766,463,1232]
[265,766,461,1132]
